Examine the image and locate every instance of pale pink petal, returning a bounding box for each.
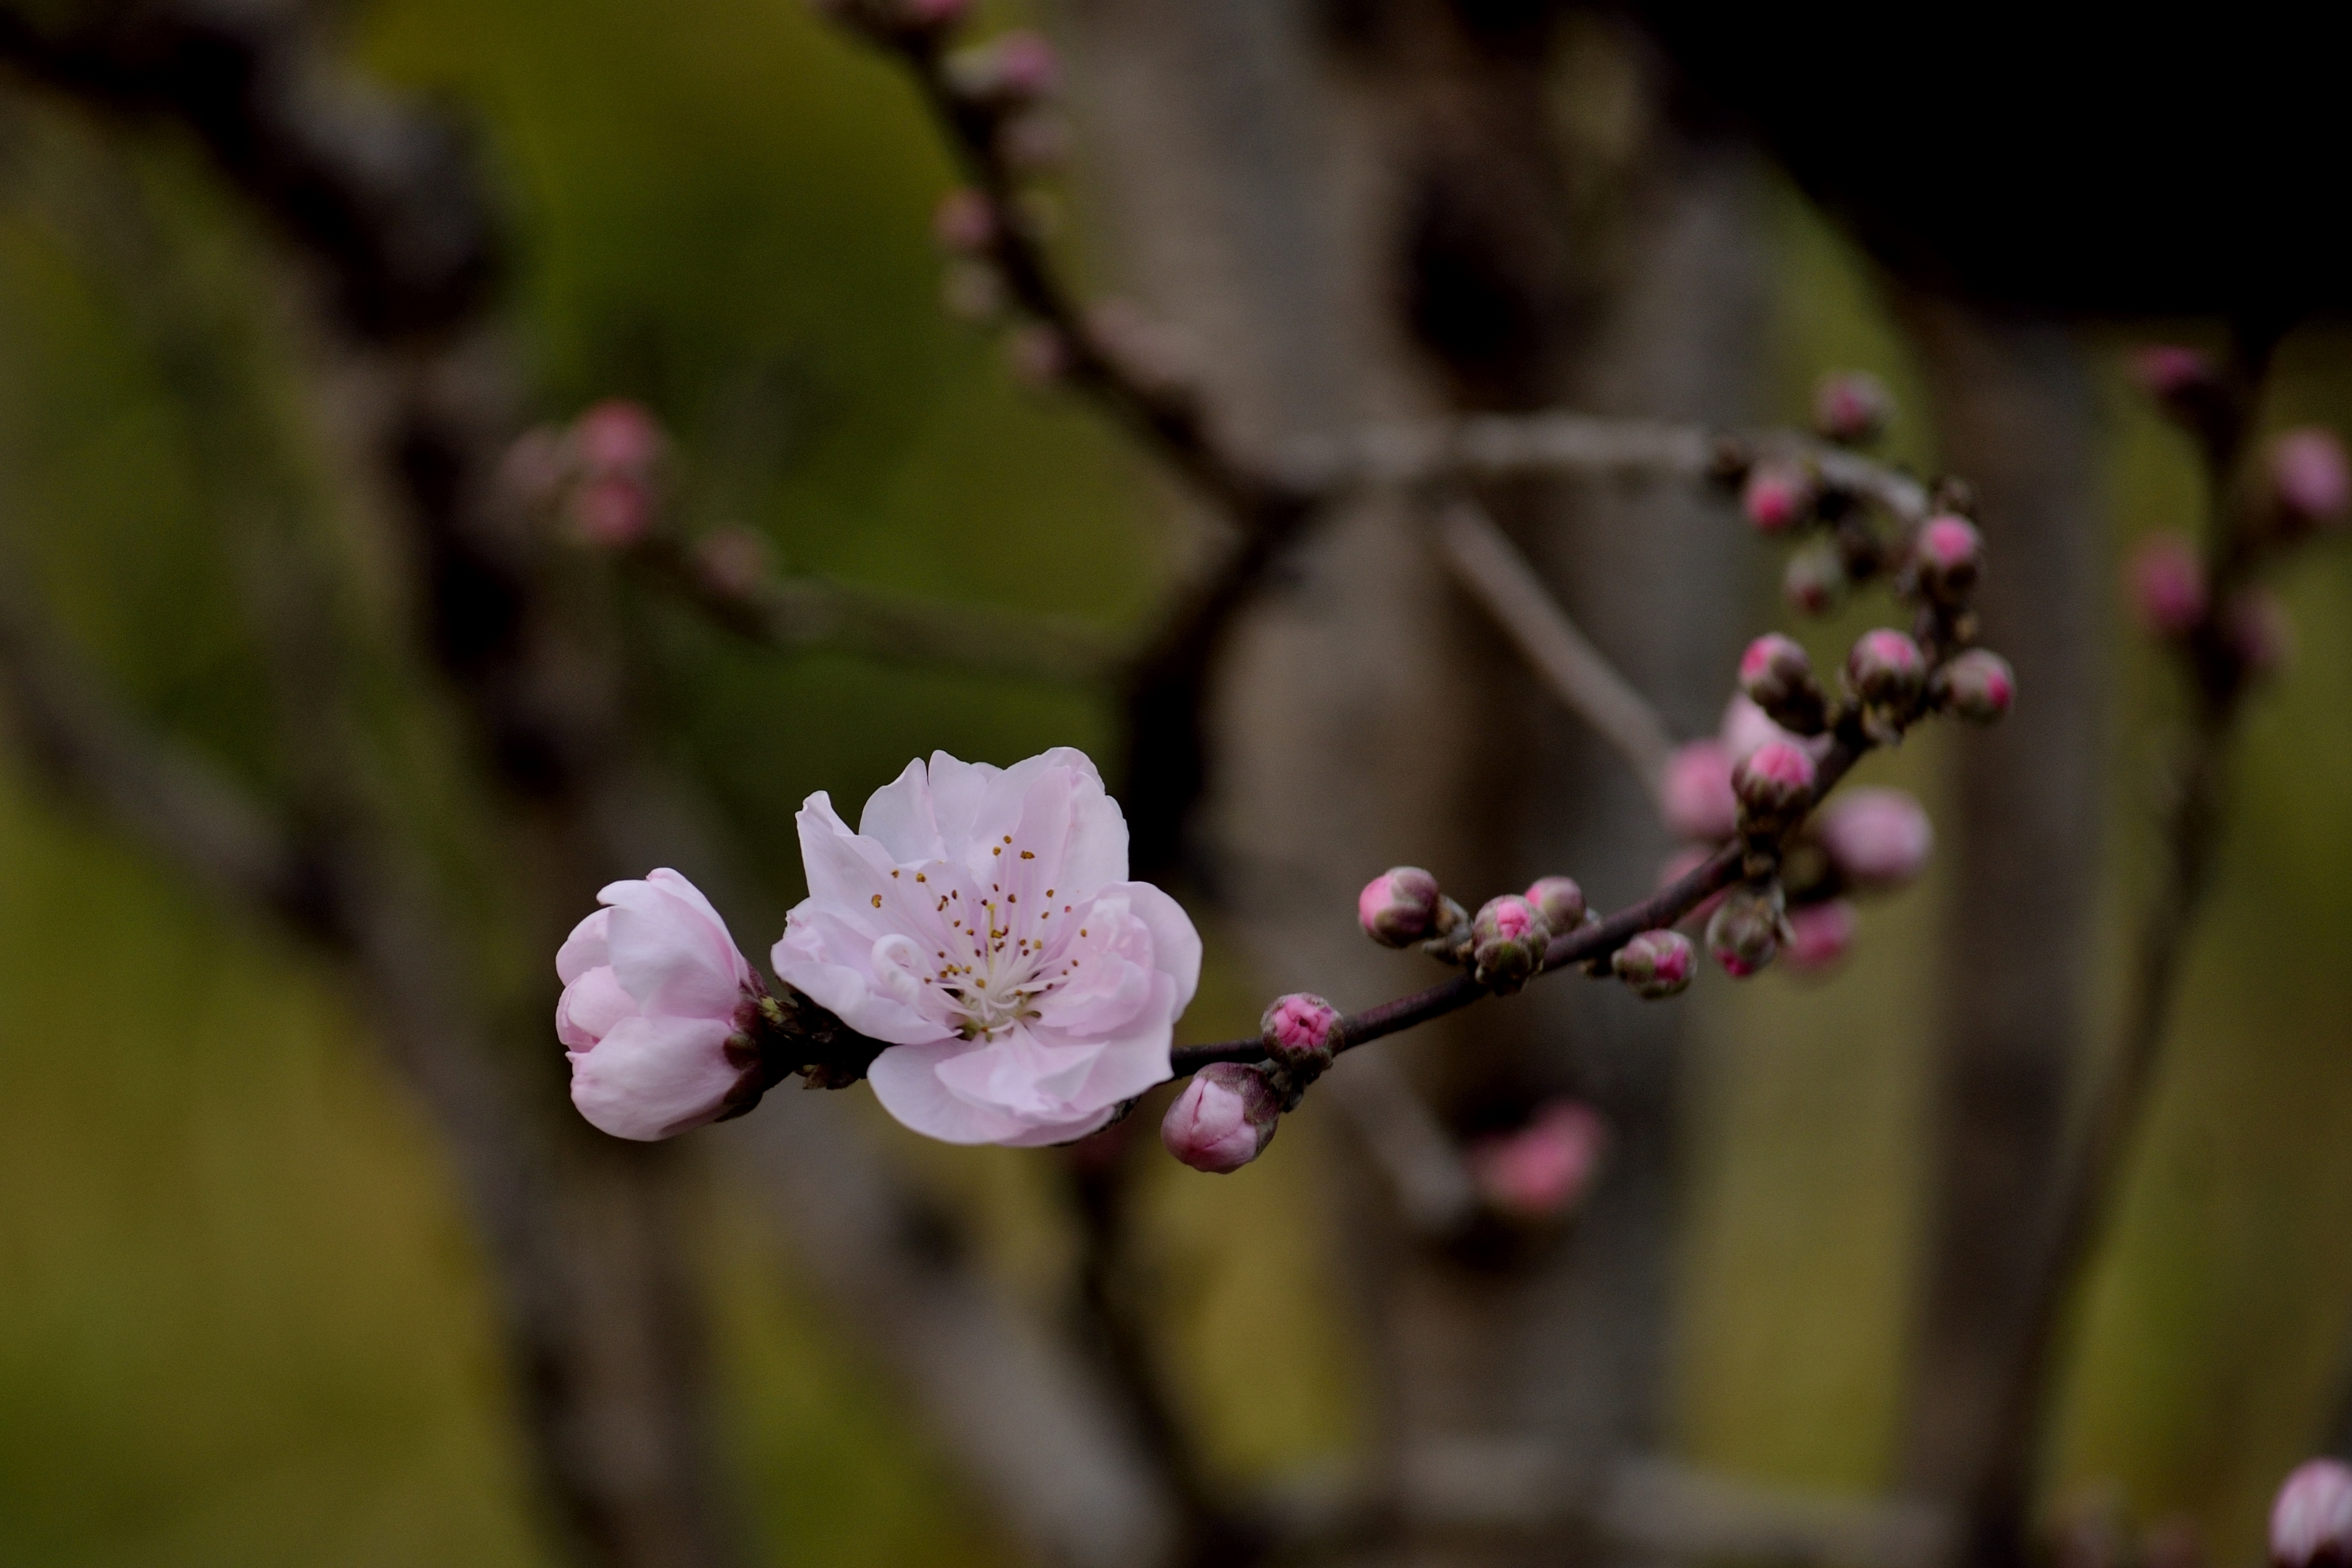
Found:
[771,934,944,1045]
[567,1013,738,1140]
[867,1037,1045,1143]
[796,793,902,907]
[557,965,637,1048]
[642,869,753,985]
[555,907,611,985]
[1058,976,1177,1109]
[1103,881,1200,1013]
[857,757,947,863]
[604,882,741,1021]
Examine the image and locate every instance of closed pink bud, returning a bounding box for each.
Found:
[931,188,997,253]
[1360,866,1442,946]
[2224,587,2294,675]
[1706,883,1784,978]
[946,29,1058,105]
[691,526,771,601]
[1262,992,1341,1072]
[1524,875,1588,932]
[1659,739,1737,842]
[1006,324,1069,386]
[1734,738,1818,828]
[1471,894,1550,992]
[573,399,663,478]
[2132,345,2217,402]
[2128,534,2208,637]
[1847,628,1927,709]
[1469,1101,1608,1220]
[1161,1063,1281,1173]
[1813,370,1892,446]
[1742,461,1817,535]
[1784,542,1847,616]
[1613,928,1694,999]
[2271,428,2351,531]
[1739,634,1826,731]
[1782,899,1856,971]
[558,870,761,1141]
[569,473,656,547]
[2271,1459,2352,1568]
[1935,648,2016,724]
[1815,787,1933,891]
[1913,514,1985,604]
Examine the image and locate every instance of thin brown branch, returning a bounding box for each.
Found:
[1961,328,2282,1564]
[1432,493,1678,785]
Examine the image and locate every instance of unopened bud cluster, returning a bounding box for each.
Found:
[501,399,668,550]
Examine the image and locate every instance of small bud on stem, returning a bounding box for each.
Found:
[1261,992,1340,1074]
[1706,882,1787,978]
[1932,648,2016,724]
[2269,428,2351,534]
[1360,867,1442,947]
[1613,929,1694,999]
[1738,634,1827,732]
[1161,1063,1282,1173]
[1524,875,1588,932]
[1813,370,1892,446]
[1734,738,1818,833]
[2128,534,2209,638]
[1911,515,1985,605]
[1471,894,1550,993]
[1742,460,1817,535]
[1783,541,1847,616]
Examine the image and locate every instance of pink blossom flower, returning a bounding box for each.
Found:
[2271,1458,2352,1568]
[1469,1100,1608,1219]
[2128,534,2208,637]
[2271,428,2351,529]
[558,870,760,1141]
[1782,899,1857,972]
[775,748,1201,1146]
[1815,787,1934,891]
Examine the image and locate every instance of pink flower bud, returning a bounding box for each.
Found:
[1468,1101,1608,1220]
[691,526,771,601]
[1815,787,1933,891]
[1613,928,1694,999]
[2128,534,2208,637]
[1471,894,1550,992]
[1161,1063,1281,1173]
[946,29,1059,105]
[1742,460,1817,535]
[1784,542,1847,616]
[2224,587,2295,675]
[1524,875,1587,932]
[573,399,663,478]
[1934,648,2016,724]
[1706,883,1784,978]
[1739,634,1826,731]
[2132,345,2218,402]
[1261,992,1341,1073]
[1659,739,1737,842]
[931,188,997,253]
[1782,899,1855,971]
[1005,324,1069,385]
[1813,370,1892,446]
[559,870,763,1140]
[2273,1460,2352,1568]
[569,473,656,547]
[1912,514,1985,604]
[1734,738,1818,828]
[998,109,1070,172]
[1846,628,1927,710]
[2270,428,2351,531]
[941,261,1006,322]
[1360,866,1442,946]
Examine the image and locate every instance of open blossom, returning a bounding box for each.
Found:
[774,748,1201,1147]
[558,870,760,1141]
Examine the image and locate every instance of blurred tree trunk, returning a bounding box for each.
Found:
[1891,293,2105,1561]
[1061,6,1763,1565]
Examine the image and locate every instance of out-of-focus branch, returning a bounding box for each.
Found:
[1321,1050,1480,1236]
[1432,494,1678,785]
[1961,332,2283,1565]
[725,1091,1182,1568]
[0,541,322,931]
[634,535,1124,684]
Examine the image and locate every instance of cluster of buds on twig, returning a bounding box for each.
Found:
[501,399,669,548]
[1161,990,1342,1172]
[2125,344,2348,686]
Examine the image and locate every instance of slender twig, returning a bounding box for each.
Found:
[1432,494,1678,785]
[1961,330,2282,1560]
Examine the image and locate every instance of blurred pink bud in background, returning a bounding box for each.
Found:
[2270,1458,2352,1568]
[2128,534,2208,637]
[1781,899,1856,972]
[1469,1100,1608,1220]
[1815,787,1933,891]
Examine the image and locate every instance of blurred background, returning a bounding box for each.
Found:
[3,2,2352,1566]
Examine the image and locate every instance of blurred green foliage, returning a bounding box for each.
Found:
[1,1,2351,1564]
